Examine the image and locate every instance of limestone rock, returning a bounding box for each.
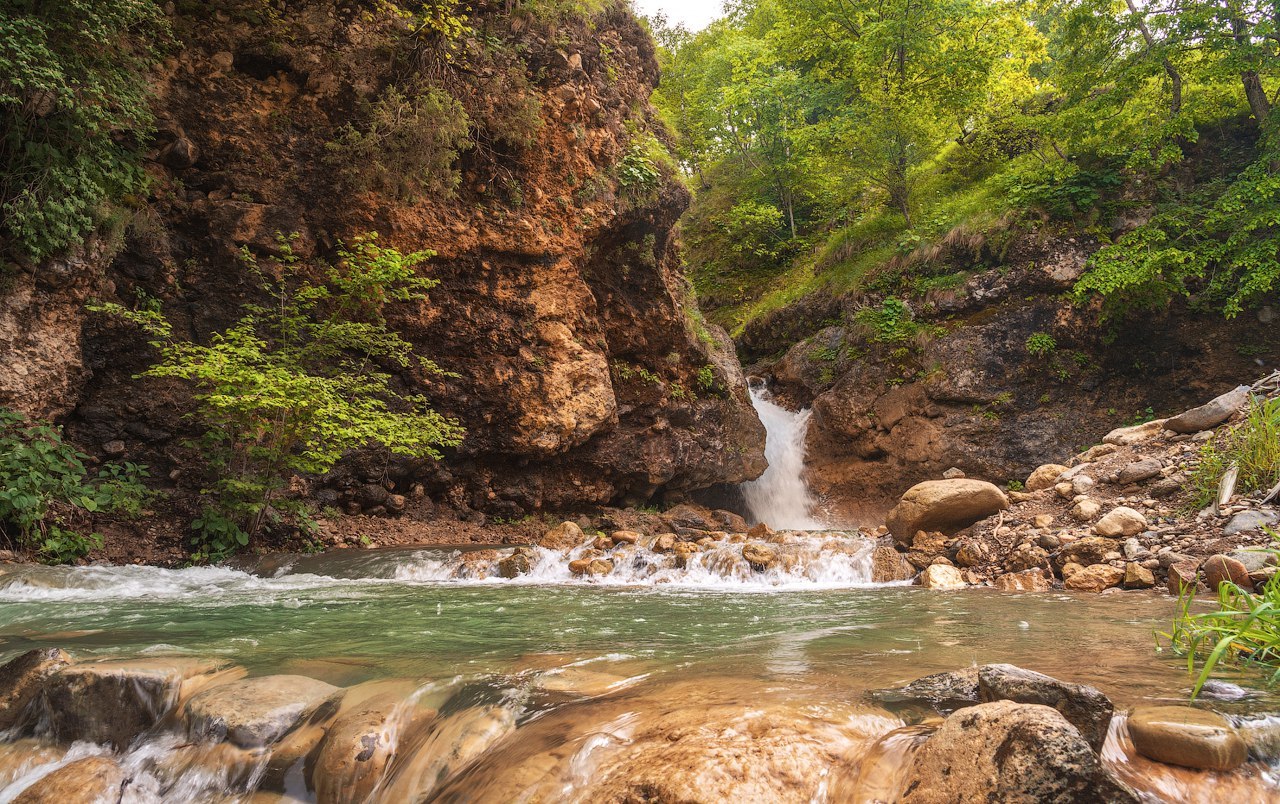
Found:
[1123,563,1155,589]
[1094,507,1147,538]
[651,533,677,553]
[0,648,70,731]
[1072,499,1101,521]
[1026,464,1069,492]
[312,690,434,804]
[942,467,965,479]
[1223,509,1279,536]
[977,664,1114,753]
[1057,536,1118,567]
[899,701,1135,803]
[1226,549,1277,574]
[887,480,1009,545]
[497,548,533,578]
[1064,564,1124,592]
[42,658,230,748]
[919,564,966,590]
[1200,555,1252,592]
[185,675,339,748]
[741,542,776,571]
[993,570,1052,592]
[1127,706,1247,771]
[537,521,586,551]
[871,547,915,583]
[12,756,126,804]
[1165,386,1251,434]
[953,538,991,568]
[378,706,516,801]
[1072,475,1096,496]
[1116,458,1162,486]
[1103,419,1168,446]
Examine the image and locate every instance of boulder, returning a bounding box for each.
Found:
[1165,386,1251,434]
[977,664,1114,753]
[1103,419,1167,446]
[537,521,586,551]
[1127,706,1247,771]
[312,690,433,804]
[1072,499,1101,521]
[953,538,991,568]
[741,542,776,571]
[378,706,516,801]
[871,546,915,583]
[0,648,70,731]
[1064,564,1124,593]
[1226,549,1277,574]
[993,570,1052,592]
[185,675,339,748]
[1026,464,1069,492]
[899,701,1135,803]
[1115,459,1162,486]
[1057,536,1118,567]
[12,756,126,804]
[1223,509,1279,537]
[1005,544,1049,573]
[869,668,978,715]
[42,658,231,748]
[919,564,966,590]
[1200,555,1252,592]
[497,548,533,578]
[886,480,1009,545]
[1167,561,1200,596]
[651,533,677,553]
[1094,507,1147,538]
[1123,563,1156,589]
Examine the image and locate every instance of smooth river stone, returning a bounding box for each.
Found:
[185,675,339,748]
[1128,705,1247,771]
[12,756,126,804]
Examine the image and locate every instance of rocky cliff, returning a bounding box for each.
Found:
[744,229,1278,525]
[0,1,765,531]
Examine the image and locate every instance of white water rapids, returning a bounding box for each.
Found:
[740,386,826,530]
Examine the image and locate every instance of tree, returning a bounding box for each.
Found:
[96,234,463,561]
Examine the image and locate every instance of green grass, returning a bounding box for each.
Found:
[1187,396,1280,509]
[1162,542,1280,697]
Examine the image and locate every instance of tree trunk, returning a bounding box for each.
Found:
[1123,0,1182,115]
[1242,71,1271,125]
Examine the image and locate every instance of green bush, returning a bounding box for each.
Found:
[1025,332,1056,357]
[1187,396,1280,510]
[854,298,922,343]
[0,0,167,262]
[0,409,151,563]
[96,233,464,562]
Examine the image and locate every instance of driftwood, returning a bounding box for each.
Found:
[1263,480,1280,505]
[1215,463,1239,513]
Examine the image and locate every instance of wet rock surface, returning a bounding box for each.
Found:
[185,675,339,748]
[1127,705,1248,771]
[11,756,126,804]
[977,664,1114,752]
[0,650,70,732]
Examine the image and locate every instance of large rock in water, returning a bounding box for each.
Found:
[41,658,233,748]
[0,648,70,731]
[12,756,126,804]
[899,701,1136,803]
[185,675,338,748]
[1165,386,1251,433]
[977,664,1114,753]
[1127,705,1247,771]
[378,705,517,801]
[887,480,1009,545]
[869,667,979,716]
[312,684,436,804]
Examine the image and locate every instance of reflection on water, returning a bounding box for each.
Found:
[0,550,1276,801]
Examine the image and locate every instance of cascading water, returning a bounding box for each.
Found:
[740,384,826,530]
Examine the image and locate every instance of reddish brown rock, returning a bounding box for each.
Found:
[1200,555,1252,592]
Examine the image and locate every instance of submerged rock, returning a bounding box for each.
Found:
[977,664,1114,753]
[741,542,776,571]
[886,480,1009,545]
[0,648,70,732]
[1127,705,1247,771]
[869,668,978,716]
[497,548,533,579]
[185,675,339,748]
[899,701,1135,803]
[312,688,434,804]
[378,705,517,801]
[12,756,126,804]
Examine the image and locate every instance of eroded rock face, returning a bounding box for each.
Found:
[886,480,1009,545]
[899,701,1135,803]
[185,675,339,748]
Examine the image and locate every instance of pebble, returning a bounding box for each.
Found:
[1128,706,1247,771]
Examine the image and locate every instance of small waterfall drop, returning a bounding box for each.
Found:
[740,385,826,530]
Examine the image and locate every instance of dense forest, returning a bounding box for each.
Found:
[647,0,1278,333]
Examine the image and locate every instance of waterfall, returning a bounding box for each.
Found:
[740,385,826,530]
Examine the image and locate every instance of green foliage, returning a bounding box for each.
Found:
[1025,332,1057,357]
[854,298,922,343]
[1162,542,1280,696]
[0,0,167,262]
[325,84,472,201]
[96,233,463,561]
[1187,396,1280,510]
[0,409,150,563]
[697,364,717,392]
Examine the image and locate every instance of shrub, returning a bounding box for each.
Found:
[325,84,472,201]
[1025,332,1057,357]
[854,297,920,343]
[0,0,167,262]
[96,233,463,562]
[0,409,150,563]
[1186,396,1280,510]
